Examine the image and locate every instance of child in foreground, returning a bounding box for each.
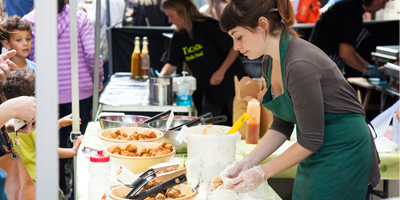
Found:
[2,68,84,200]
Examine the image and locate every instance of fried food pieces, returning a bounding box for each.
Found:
[141,179,185,200]
[110,141,173,157]
[107,129,158,141]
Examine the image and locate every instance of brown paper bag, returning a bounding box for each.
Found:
[233,76,273,139]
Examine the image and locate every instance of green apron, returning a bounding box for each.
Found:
[262,31,372,199]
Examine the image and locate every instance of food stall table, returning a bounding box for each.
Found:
[97,73,196,118]
[77,122,282,199]
[238,139,399,199]
[237,140,399,180]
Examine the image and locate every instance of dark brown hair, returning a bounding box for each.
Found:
[161,0,206,38]
[219,0,298,37]
[2,68,35,99]
[0,15,32,41]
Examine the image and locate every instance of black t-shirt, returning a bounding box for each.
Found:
[164,18,246,104]
[309,0,365,75]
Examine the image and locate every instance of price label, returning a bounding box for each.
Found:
[165,112,174,131]
[175,125,189,144]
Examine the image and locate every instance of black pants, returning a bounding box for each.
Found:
[58,96,92,199]
[192,90,234,126]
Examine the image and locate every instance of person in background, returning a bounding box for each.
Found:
[0,15,36,102]
[132,0,171,26]
[199,0,230,21]
[0,16,35,72]
[219,0,380,199]
[83,0,125,85]
[159,0,246,125]
[4,0,34,17]
[308,0,388,78]
[22,0,104,198]
[319,0,372,20]
[2,68,85,200]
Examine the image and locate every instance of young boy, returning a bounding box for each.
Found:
[2,69,84,184]
[0,15,35,71]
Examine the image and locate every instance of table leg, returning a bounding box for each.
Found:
[363,89,372,111]
[380,92,387,113]
[372,180,389,199]
[357,86,363,105]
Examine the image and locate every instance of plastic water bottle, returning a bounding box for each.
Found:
[88,150,110,200]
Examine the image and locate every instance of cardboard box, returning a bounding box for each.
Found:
[233,76,273,139]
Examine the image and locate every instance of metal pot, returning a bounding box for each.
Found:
[149,77,173,105]
[99,115,151,130]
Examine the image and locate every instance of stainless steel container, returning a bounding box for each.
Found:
[99,115,151,130]
[149,77,173,105]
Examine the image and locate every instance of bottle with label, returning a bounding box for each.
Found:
[141,36,150,78]
[246,98,260,144]
[131,36,141,78]
[88,150,110,200]
[176,71,192,106]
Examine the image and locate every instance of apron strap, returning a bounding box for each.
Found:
[365,117,377,139]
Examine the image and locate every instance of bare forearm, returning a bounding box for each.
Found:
[159,63,177,76]
[245,129,287,165]
[218,47,238,74]
[59,148,78,159]
[260,142,313,179]
[339,43,368,73]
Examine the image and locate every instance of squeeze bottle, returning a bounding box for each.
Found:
[246,98,260,144]
[88,150,110,200]
[141,36,150,78]
[176,71,192,106]
[131,36,141,78]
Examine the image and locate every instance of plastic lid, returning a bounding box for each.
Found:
[90,150,110,162]
[248,98,260,107]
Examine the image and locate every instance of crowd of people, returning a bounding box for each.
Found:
[0,0,393,199]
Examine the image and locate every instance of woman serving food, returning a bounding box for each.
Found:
[218,0,380,199]
[159,0,246,124]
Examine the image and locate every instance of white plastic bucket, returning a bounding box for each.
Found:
[186,125,241,183]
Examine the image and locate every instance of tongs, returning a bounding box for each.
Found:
[169,112,213,131]
[141,110,172,124]
[201,115,227,125]
[125,173,188,199]
[124,169,158,198]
